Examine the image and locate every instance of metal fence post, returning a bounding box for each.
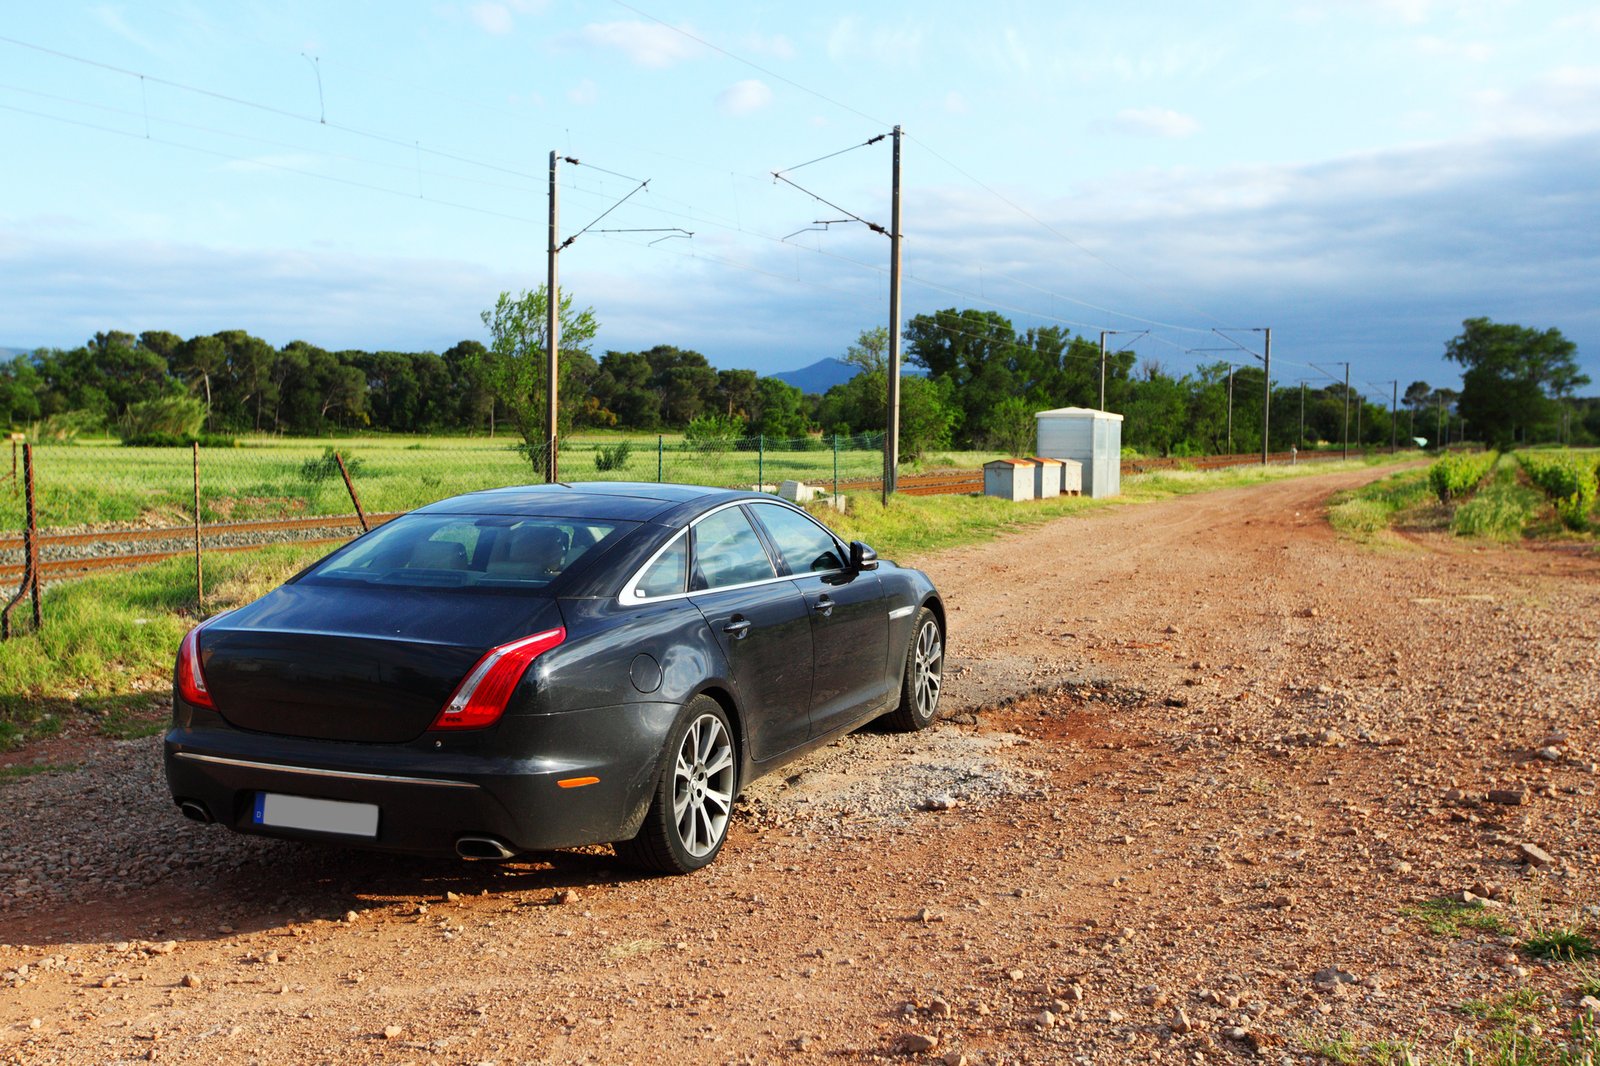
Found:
[758,435,764,491]
[657,435,663,483]
[832,434,839,500]
[193,442,204,609]
[2,443,39,639]
[334,451,369,532]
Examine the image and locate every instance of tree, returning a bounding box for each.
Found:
[478,287,599,473]
[750,377,807,438]
[1444,318,1588,446]
[843,327,889,375]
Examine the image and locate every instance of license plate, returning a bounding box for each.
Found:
[252,792,379,838]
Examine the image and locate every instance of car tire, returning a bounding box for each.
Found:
[615,695,737,874]
[882,606,943,732]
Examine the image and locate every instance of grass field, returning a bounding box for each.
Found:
[0,434,1007,532]
[1328,449,1599,545]
[0,453,1415,753]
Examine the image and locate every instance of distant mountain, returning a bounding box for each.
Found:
[770,358,857,395]
[0,346,30,360]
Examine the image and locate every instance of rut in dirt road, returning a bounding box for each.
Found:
[2,465,1597,1065]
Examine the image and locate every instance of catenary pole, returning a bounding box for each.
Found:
[884,125,903,504]
[1261,328,1272,465]
[1098,331,1108,411]
[1343,363,1351,459]
[546,150,560,483]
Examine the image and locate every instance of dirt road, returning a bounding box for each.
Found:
[3,466,1598,1064]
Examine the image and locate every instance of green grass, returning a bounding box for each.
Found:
[1463,988,1547,1023]
[817,455,1410,558]
[1452,457,1544,540]
[0,761,79,783]
[1575,962,1600,999]
[1328,468,1433,540]
[1522,927,1596,962]
[1300,1030,1360,1063]
[0,543,329,750]
[3,434,1007,531]
[1404,898,1516,939]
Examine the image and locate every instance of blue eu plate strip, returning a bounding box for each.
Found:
[252,792,266,824]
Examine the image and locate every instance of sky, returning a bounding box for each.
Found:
[2,0,1598,396]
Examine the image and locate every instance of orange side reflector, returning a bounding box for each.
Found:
[557,776,600,789]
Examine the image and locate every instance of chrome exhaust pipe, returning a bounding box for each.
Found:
[456,836,514,860]
[178,799,213,824]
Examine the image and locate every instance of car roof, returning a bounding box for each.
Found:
[413,482,767,523]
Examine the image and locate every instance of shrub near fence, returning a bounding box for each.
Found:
[1428,450,1499,503]
[1516,450,1598,531]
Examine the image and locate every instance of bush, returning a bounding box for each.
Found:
[1428,450,1498,502]
[1517,451,1597,531]
[118,395,205,440]
[682,414,741,455]
[593,440,632,472]
[299,447,363,482]
[32,410,104,441]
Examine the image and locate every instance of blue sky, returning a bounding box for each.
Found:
[2,0,1597,395]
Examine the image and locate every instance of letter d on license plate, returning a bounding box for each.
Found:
[253,793,379,838]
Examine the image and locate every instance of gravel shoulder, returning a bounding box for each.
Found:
[3,466,1598,1065]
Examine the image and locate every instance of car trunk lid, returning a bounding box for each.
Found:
[198,584,563,743]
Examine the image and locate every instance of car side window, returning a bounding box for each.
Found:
[690,507,777,591]
[750,503,845,575]
[634,532,687,598]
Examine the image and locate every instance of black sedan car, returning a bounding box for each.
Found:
[165,483,945,873]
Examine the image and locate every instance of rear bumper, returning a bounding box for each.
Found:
[163,701,681,858]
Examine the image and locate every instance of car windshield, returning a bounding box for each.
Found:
[302,514,630,590]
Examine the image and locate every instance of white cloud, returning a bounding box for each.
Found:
[825,15,923,66]
[716,79,773,117]
[1102,107,1201,139]
[577,20,703,68]
[92,5,163,55]
[567,78,598,106]
[467,2,514,36]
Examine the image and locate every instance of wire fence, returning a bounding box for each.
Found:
[0,432,890,533]
[0,433,899,610]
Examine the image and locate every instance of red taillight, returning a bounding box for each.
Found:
[176,626,215,710]
[430,627,565,731]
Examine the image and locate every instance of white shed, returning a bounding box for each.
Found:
[983,458,1036,502]
[1035,408,1122,498]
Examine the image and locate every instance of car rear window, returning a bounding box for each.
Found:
[302,514,630,589]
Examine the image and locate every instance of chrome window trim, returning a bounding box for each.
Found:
[172,752,480,790]
[618,498,848,605]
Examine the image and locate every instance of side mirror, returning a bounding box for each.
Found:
[849,541,879,572]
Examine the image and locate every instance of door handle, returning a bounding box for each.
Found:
[813,595,834,618]
[722,618,752,639]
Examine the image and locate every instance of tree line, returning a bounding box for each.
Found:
[2,306,1590,454]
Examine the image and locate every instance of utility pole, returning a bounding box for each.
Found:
[1261,327,1272,465]
[546,150,560,483]
[1228,366,1237,454]
[1099,331,1107,412]
[1389,380,1398,453]
[1097,330,1146,412]
[884,124,903,503]
[1343,363,1351,459]
[1299,381,1306,450]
